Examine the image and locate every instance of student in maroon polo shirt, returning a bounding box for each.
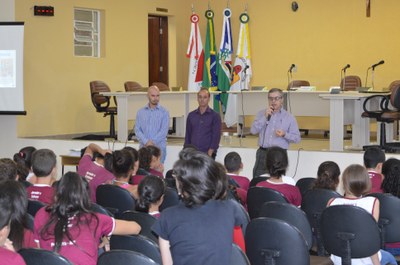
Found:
[26,149,57,205]
[363,146,385,193]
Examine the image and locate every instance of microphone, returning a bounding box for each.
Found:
[371,60,385,70]
[342,64,350,71]
[288,64,296,73]
[267,107,274,121]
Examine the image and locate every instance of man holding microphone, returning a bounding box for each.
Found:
[250,88,301,178]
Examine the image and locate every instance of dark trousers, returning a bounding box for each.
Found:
[253,147,268,178]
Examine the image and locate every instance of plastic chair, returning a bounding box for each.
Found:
[245,217,310,265]
[231,243,251,265]
[247,187,288,219]
[97,249,158,265]
[19,248,73,265]
[91,202,113,217]
[367,193,400,248]
[120,210,158,243]
[27,200,45,217]
[96,184,135,218]
[89,81,117,138]
[340,75,362,91]
[295,177,316,198]
[159,187,180,212]
[258,201,333,264]
[301,188,342,256]
[110,235,161,264]
[320,205,381,265]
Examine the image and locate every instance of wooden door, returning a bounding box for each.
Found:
[148,15,168,86]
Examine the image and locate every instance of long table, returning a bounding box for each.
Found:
[103,90,387,152]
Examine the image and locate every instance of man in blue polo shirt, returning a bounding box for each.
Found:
[184,88,221,159]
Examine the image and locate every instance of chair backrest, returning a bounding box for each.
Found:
[320,205,381,264]
[151,82,170,91]
[388,80,400,109]
[247,187,288,219]
[340,75,362,91]
[231,243,251,265]
[90,81,111,111]
[27,200,45,217]
[26,213,34,231]
[301,188,342,228]
[110,235,161,264]
[259,201,313,249]
[120,210,158,243]
[367,193,400,245]
[301,188,342,256]
[159,187,180,212]
[288,80,310,90]
[124,81,143,92]
[249,176,268,187]
[96,184,135,218]
[19,248,73,265]
[295,177,316,198]
[245,217,310,265]
[97,249,158,265]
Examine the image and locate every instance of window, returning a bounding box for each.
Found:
[73,8,100,57]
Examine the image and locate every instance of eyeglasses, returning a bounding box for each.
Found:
[268,96,282,102]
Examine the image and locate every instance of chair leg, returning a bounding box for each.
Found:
[110,113,116,138]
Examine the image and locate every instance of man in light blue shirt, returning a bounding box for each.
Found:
[250,88,301,178]
[135,86,170,163]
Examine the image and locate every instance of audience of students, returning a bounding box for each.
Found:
[1,140,399,264]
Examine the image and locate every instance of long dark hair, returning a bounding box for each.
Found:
[13,146,36,180]
[136,175,166,213]
[173,149,227,207]
[381,158,400,197]
[40,172,98,253]
[0,180,28,250]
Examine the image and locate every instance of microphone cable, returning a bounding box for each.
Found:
[291,147,303,179]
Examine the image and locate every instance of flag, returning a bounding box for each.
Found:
[202,9,218,91]
[186,13,204,91]
[215,8,233,114]
[224,12,252,128]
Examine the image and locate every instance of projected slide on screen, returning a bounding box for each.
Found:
[0,22,25,114]
[0,50,16,88]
